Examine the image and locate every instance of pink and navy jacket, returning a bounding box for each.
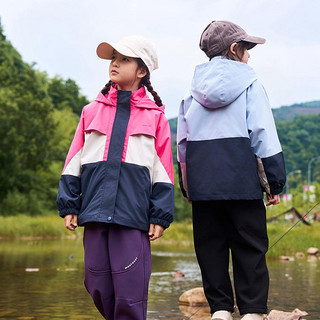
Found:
[57,86,174,231]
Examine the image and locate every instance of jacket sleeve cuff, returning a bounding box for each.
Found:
[59,208,80,218]
[269,182,285,195]
[149,217,171,229]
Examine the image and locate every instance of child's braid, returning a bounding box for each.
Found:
[143,74,163,107]
[101,80,113,96]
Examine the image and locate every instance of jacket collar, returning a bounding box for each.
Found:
[95,85,165,112]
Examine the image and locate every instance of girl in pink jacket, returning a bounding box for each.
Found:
[57,36,174,320]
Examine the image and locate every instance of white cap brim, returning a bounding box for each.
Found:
[96,42,139,60]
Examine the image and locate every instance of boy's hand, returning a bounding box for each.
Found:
[266,194,280,206]
[64,214,78,231]
[148,224,164,241]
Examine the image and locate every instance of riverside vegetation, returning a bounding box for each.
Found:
[0,215,319,259]
[0,20,320,257]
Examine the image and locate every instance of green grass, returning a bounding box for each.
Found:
[157,220,194,246]
[266,222,320,258]
[0,215,83,239]
[0,216,319,258]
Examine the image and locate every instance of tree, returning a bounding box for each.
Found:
[276,114,320,183]
[48,77,88,115]
[0,24,54,201]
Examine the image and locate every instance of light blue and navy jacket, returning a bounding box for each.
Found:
[177,56,286,201]
[57,86,174,231]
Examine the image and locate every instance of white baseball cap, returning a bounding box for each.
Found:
[96,35,159,73]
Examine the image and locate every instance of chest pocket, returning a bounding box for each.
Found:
[81,125,107,166]
[125,126,156,177]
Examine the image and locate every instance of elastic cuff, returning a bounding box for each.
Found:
[270,183,284,195]
[59,208,79,217]
[149,218,170,229]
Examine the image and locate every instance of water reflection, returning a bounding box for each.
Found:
[0,239,319,319]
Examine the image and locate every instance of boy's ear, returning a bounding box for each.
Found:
[230,42,237,55]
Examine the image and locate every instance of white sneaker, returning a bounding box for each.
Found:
[211,310,233,320]
[241,314,268,320]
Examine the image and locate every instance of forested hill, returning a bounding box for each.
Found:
[272,101,320,121]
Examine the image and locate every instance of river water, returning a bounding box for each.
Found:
[0,239,319,319]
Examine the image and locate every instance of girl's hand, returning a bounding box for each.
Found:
[266,194,280,206]
[148,224,164,241]
[64,214,78,231]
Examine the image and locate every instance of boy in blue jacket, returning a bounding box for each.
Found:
[177,21,286,320]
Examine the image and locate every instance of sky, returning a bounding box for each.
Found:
[1,0,320,119]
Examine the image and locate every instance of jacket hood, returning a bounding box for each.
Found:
[95,85,165,112]
[190,56,257,109]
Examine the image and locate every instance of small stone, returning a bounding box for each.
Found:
[25,268,39,272]
[173,271,185,278]
[279,256,294,261]
[307,247,319,255]
[295,252,305,258]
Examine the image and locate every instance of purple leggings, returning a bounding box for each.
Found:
[83,222,151,320]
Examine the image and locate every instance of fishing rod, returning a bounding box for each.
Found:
[268,200,320,251]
